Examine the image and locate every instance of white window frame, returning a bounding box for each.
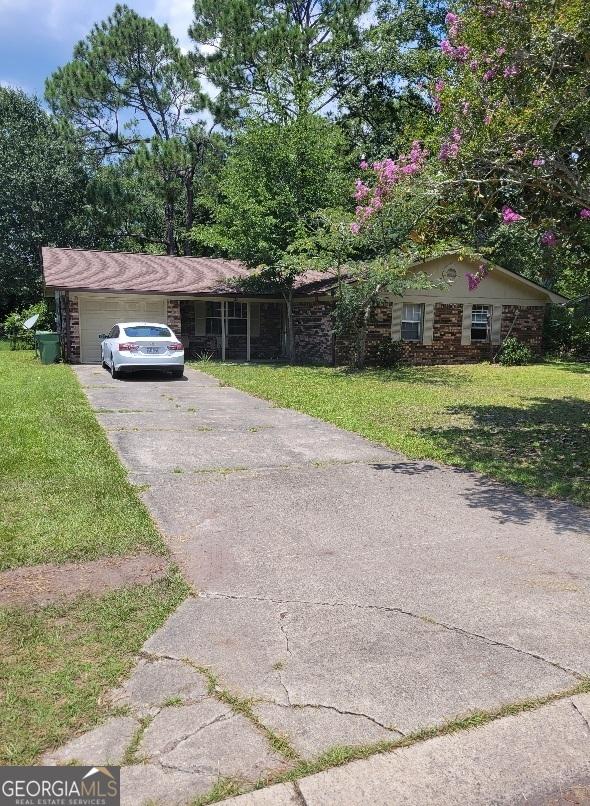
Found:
[401,303,424,342]
[471,304,490,342]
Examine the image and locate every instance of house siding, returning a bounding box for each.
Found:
[294,301,546,366]
[292,300,334,364]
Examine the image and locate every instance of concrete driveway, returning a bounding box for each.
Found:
[72,364,590,802]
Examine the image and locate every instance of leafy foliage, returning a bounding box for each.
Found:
[190,0,370,121]
[497,336,534,366]
[46,3,203,155]
[194,115,351,266]
[0,88,89,321]
[3,301,54,350]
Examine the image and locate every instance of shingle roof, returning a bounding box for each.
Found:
[42,247,251,295]
[42,247,329,296]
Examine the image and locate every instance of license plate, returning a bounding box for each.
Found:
[144,346,159,354]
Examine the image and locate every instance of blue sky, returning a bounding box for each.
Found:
[0,0,195,99]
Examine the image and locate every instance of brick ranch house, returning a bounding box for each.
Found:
[41,247,566,365]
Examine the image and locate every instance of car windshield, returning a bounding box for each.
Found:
[123,326,172,338]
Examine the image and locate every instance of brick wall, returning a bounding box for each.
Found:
[251,302,283,360]
[292,300,334,364]
[68,295,80,363]
[332,302,546,366]
[167,299,181,334]
[501,305,544,352]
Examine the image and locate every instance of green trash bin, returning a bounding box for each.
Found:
[36,332,60,365]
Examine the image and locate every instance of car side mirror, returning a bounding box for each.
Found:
[98,333,107,340]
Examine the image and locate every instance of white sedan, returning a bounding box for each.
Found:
[100,322,184,378]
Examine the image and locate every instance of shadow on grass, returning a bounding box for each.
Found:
[419,396,590,529]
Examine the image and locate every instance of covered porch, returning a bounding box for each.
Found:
[179,298,286,361]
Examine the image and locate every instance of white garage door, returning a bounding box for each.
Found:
[79,295,167,363]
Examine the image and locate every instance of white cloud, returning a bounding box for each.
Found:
[150,0,194,51]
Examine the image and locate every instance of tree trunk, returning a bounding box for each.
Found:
[183,168,195,256]
[165,201,176,255]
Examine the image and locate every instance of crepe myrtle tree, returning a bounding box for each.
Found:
[427,0,590,275]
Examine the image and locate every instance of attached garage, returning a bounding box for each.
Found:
[78,294,167,363]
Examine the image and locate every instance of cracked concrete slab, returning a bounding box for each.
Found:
[121,762,216,806]
[141,460,590,674]
[252,702,398,758]
[71,364,590,803]
[140,700,233,759]
[144,597,576,733]
[41,716,139,766]
[109,658,209,716]
[293,696,590,806]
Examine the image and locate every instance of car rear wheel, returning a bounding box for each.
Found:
[110,355,120,379]
[172,367,184,378]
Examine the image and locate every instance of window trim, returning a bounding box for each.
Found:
[401,302,424,342]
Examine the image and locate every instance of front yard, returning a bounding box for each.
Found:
[0,345,189,764]
[195,359,590,507]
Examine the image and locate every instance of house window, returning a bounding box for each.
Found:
[205,301,248,335]
[206,301,222,335]
[401,303,424,341]
[471,305,490,341]
[227,301,248,335]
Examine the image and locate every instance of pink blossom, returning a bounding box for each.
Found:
[541,230,557,247]
[483,69,497,82]
[502,206,525,223]
[440,39,454,55]
[454,45,470,61]
[354,179,370,201]
[469,59,479,71]
[503,64,519,78]
[433,98,442,114]
[434,79,445,93]
[513,149,524,158]
[579,209,590,219]
[461,101,470,115]
[359,160,368,170]
[484,113,492,125]
[465,264,489,291]
[496,46,506,56]
[439,129,462,161]
[349,222,360,235]
[532,158,545,167]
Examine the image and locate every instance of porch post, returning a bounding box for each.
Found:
[246,301,251,362]
[221,300,226,361]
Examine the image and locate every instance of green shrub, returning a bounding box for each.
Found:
[544,305,590,357]
[498,336,534,366]
[372,340,403,368]
[2,301,54,350]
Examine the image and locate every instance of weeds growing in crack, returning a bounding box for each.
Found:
[245,678,590,797]
[190,664,300,761]
[122,715,153,765]
[190,777,242,805]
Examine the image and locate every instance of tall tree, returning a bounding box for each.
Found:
[0,88,88,320]
[339,0,447,155]
[190,0,370,121]
[193,114,351,357]
[46,4,210,254]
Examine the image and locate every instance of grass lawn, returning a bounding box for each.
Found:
[0,570,189,764]
[194,359,590,507]
[0,345,165,569]
[0,344,190,763]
